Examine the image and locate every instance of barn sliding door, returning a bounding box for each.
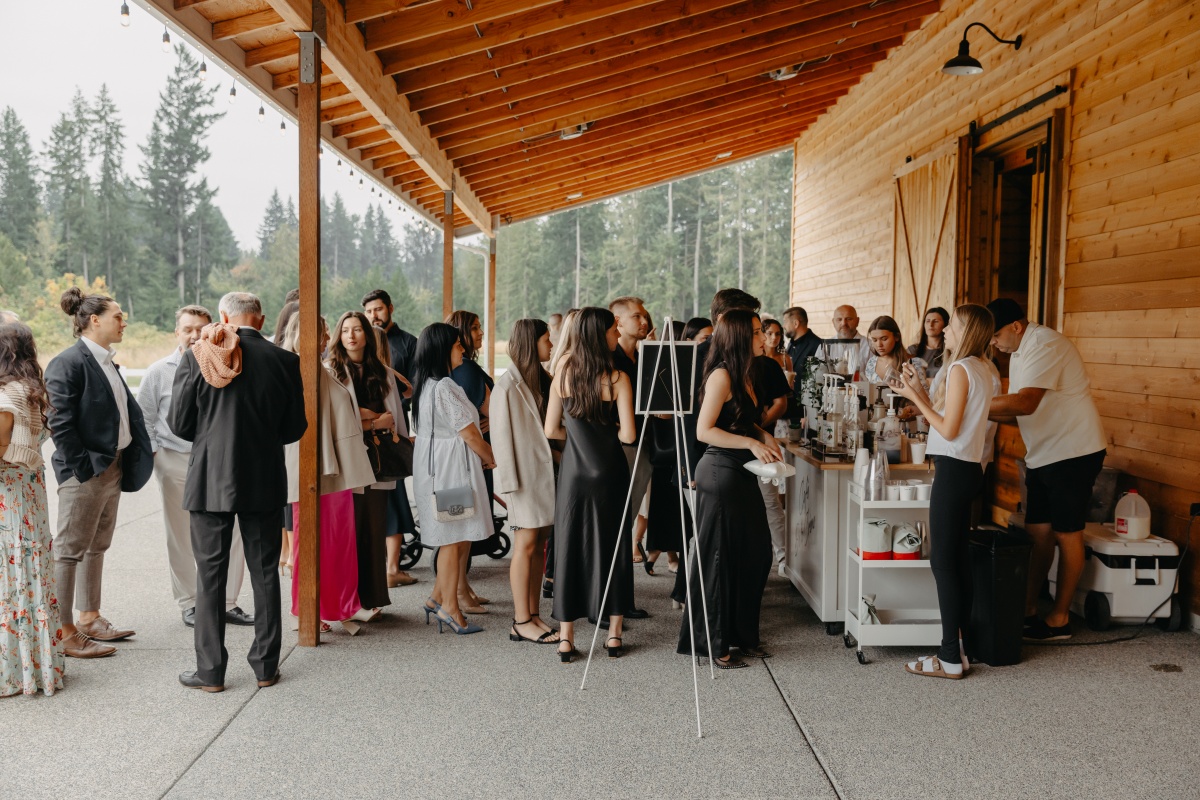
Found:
[891,136,972,340]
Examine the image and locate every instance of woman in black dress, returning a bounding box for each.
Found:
[545,307,637,663]
[678,310,782,669]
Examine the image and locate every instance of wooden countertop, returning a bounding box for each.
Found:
[783,442,934,473]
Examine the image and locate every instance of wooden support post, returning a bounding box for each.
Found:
[297,30,322,648]
[442,189,454,319]
[485,223,498,377]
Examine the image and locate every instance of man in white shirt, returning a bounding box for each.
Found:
[825,305,872,371]
[987,299,1107,642]
[138,305,253,629]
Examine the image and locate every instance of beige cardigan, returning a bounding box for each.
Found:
[285,366,377,503]
[0,380,45,470]
[491,369,555,529]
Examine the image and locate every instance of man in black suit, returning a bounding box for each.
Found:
[169,292,307,692]
[46,289,154,660]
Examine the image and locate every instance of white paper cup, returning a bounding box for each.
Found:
[899,486,916,501]
[885,485,901,501]
[909,442,926,464]
[915,484,932,501]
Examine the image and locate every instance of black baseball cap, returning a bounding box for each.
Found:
[986,298,1026,329]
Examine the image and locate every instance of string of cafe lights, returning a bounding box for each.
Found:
[118,2,444,236]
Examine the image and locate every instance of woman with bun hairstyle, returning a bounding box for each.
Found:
[45,288,154,659]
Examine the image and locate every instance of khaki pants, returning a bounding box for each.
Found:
[155,448,245,611]
[54,453,124,626]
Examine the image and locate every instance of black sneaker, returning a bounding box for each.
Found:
[1023,618,1071,642]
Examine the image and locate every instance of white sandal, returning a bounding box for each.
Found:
[905,655,965,679]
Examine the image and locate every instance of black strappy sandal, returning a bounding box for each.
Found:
[713,654,749,670]
[509,618,560,644]
[606,636,624,658]
[558,639,576,664]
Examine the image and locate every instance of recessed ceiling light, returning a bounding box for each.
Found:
[566,191,583,200]
[560,123,591,140]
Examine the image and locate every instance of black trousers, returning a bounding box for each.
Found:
[929,456,983,664]
[191,508,283,684]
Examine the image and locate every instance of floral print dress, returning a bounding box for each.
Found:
[1,404,65,697]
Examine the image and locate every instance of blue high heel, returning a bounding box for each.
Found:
[422,599,441,625]
[435,607,483,635]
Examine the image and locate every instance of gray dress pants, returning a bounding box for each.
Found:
[54,452,124,625]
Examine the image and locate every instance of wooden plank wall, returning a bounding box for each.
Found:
[791,0,1200,613]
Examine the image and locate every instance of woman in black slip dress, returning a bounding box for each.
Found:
[677,309,782,670]
[545,307,638,664]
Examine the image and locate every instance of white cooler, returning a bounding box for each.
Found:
[1048,522,1183,631]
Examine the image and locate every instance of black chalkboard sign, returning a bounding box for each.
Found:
[635,340,697,415]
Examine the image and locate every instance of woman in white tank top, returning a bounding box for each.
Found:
[890,304,998,680]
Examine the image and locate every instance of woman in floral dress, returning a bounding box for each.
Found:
[0,322,64,697]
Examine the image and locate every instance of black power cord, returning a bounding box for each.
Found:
[1026,511,1195,647]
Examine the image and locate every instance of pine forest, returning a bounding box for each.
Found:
[0,49,793,364]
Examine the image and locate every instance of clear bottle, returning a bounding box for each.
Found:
[842,385,861,453]
[1114,490,1151,540]
[880,403,902,462]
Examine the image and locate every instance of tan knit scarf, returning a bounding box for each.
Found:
[192,323,243,388]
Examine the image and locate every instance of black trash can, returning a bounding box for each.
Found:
[966,525,1031,666]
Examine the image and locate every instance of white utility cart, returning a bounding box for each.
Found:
[843,479,940,663]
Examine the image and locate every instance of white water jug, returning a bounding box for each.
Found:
[1114,490,1151,540]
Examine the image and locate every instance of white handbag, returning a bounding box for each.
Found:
[428,380,477,523]
[861,518,892,560]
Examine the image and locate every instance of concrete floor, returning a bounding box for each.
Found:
[8,471,1199,800]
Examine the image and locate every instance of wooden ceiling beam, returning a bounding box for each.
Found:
[212,8,286,41]
[265,0,492,235]
[477,110,810,203]
[331,115,384,138]
[273,62,333,90]
[319,83,354,105]
[452,52,878,167]
[378,0,661,74]
[497,132,799,220]
[428,14,926,138]
[437,34,906,155]
[359,140,406,160]
[370,153,413,171]
[382,163,425,180]
[244,38,300,68]
[363,0,561,51]
[346,129,395,150]
[409,0,928,114]
[319,100,365,124]
[343,0,415,24]
[467,86,849,189]
[175,0,218,8]
[390,0,743,90]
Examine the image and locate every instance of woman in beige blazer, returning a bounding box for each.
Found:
[280,315,377,635]
[492,319,559,644]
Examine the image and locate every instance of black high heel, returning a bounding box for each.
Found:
[643,556,657,576]
[558,639,575,664]
[606,636,624,658]
[510,618,559,644]
[542,578,554,599]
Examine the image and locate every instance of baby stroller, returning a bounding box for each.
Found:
[396,495,511,575]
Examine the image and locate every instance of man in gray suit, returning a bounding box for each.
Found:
[169,292,307,692]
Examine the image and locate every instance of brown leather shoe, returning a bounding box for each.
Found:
[77,616,135,641]
[63,630,117,659]
[256,671,281,688]
[387,571,418,588]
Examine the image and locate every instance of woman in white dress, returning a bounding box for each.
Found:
[411,323,495,635]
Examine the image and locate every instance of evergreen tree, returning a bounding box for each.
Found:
[0,107,42,254]
[140,45,225,306]
[188,191,238,312]
[322,192,358,279]
[42,90,96,281]
[257,189,289,257]
[89,85,136,297]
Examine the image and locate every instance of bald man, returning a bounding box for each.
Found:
[827,305,871,369]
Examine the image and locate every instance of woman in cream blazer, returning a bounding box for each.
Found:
[492,319,559,644]
[280,315,377,634]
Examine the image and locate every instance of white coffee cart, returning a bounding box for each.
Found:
[781,443,933,636]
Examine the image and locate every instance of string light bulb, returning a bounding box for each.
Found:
[258,104,265,123]
[319,147,324,159]
[279,119,286,137]
[199,59,208,81]
[227,84,237,104]
[358,178,364,191]
[161,27,171,52]
[336,158,343,172]
[349,169,354,178]
[120,2,130,27]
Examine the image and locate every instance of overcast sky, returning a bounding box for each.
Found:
[1,1,396,249]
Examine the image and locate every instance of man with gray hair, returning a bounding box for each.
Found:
[170,291,306,692]
[138,304,253,629]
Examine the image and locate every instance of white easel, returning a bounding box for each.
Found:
[579,317,717,739]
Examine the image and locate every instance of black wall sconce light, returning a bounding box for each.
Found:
[942,22,1023,75]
